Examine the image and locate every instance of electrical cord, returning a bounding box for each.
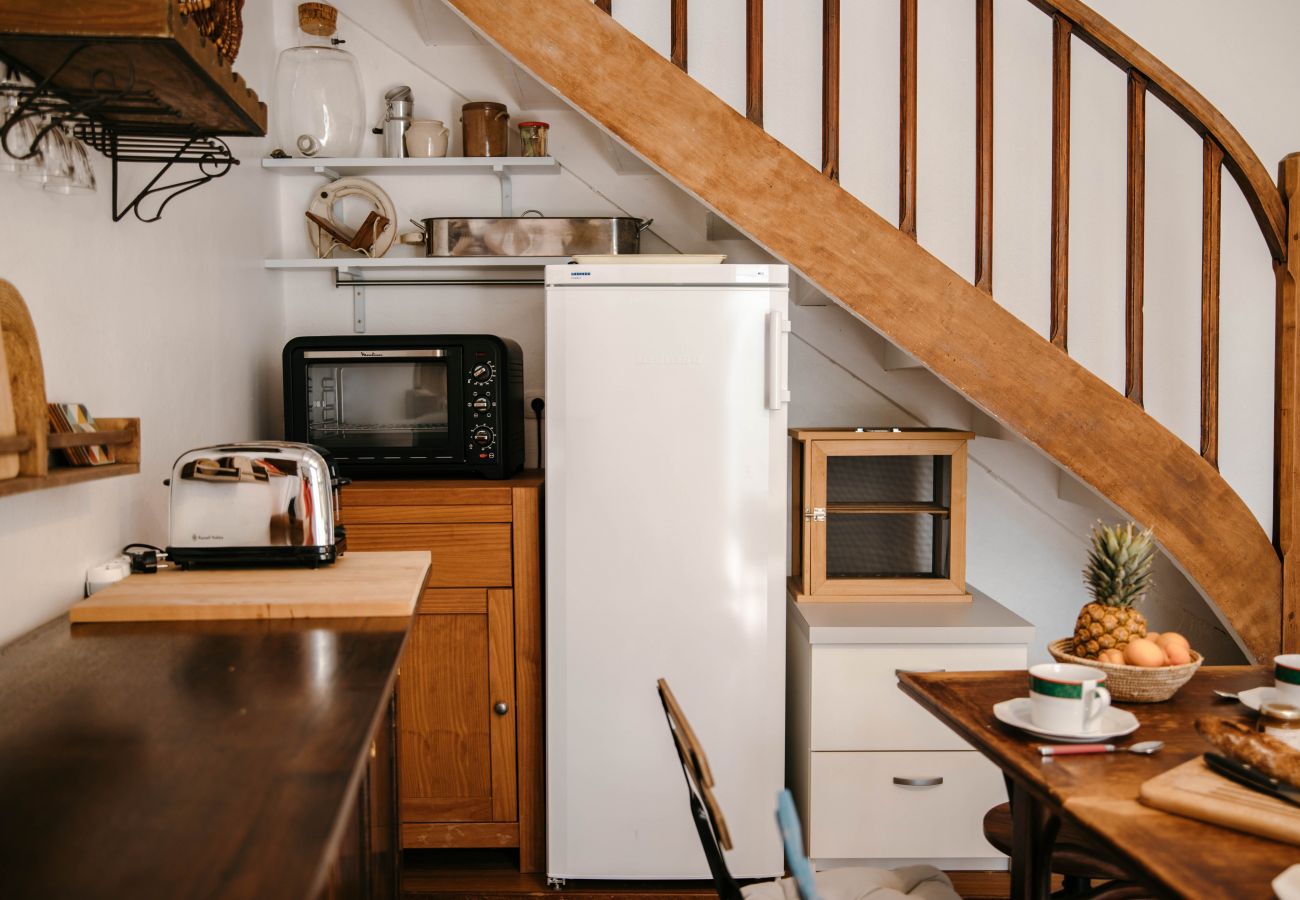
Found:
[531,397,544,469]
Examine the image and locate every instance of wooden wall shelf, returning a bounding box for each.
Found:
[1,280,140,500]
[0,2,266,136]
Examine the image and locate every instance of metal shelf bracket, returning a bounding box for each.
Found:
[493,163,513,216]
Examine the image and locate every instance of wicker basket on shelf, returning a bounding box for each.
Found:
[1048,637,1202,703]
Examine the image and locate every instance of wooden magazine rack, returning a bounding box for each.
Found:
[0,279,139,499]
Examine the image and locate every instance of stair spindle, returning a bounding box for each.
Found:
[822,0,840,181]
[899,0,918,238]
[1201,137,1223,469]
[1050,15,1071,350]
[1126,71,1147,406]
[974,0,993,292]
[671,0,687,71]
[746,0,763,125]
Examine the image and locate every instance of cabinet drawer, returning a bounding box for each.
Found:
[808,751,1004,860]
[811,644,1026,750]
[346,524,513,587]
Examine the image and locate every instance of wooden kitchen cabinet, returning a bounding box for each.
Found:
[340,473,543,872]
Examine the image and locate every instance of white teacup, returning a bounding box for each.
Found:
[1276,655,1300,703]
[405,119,449,158]
[1029,663,1111,734]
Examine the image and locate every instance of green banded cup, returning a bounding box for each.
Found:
[1028,663,1110,734]
[1275,655,1300,703]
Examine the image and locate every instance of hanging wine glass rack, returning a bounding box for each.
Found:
[0,8,265,222]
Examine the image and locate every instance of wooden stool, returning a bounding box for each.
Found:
[983,803,1149,899]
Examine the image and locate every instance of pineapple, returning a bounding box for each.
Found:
[1072,521,1155,659]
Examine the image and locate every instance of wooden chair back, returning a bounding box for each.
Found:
[656,678,742,900]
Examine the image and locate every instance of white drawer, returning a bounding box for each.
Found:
[811,643,1026,750]
[808,751,1006,860]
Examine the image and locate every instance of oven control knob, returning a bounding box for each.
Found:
[470,362,495,384]
[470,397,491,412]
[471,427,495,446]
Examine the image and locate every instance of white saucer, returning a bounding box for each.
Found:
[1273,863,1300,900]
[993,697,1140,743]
[1238,686,1280,712]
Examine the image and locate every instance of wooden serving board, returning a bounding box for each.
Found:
[0,318,17,479]
[1139,756,1300,847]
[69,551,431,623]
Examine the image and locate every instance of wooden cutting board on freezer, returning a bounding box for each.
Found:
[1139,756,1300,847]
[68,550,431,622]
[0,319,18,479]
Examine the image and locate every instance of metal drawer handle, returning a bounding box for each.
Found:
[895,668,947,676]
[893,776,944,787]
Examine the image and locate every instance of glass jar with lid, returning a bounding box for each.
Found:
[273,3,365,158]
[1258,701,1300,750]
[518,121,550,157]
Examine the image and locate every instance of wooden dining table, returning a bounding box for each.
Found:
[898,666,1300,900]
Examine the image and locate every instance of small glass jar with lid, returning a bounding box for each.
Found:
[1258,701,1300,749]
[518,121,550,158]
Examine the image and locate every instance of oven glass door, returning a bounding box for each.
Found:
[303,349,464,462]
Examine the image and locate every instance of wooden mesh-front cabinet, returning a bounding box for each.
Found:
[790,429,972,602]
[340,473,543,872]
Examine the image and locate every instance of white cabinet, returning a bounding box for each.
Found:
[787,592,1033,870]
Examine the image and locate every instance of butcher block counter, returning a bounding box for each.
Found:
[0,550,431,900]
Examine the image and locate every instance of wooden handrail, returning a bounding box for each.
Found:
[821,0,839,182]
[1025,0,1285,261]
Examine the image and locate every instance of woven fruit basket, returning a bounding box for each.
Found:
[1048,638,1202,703]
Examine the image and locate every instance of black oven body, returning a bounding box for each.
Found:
[283,335,524,479]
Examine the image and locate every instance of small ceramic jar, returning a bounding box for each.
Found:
[405,119,449,158]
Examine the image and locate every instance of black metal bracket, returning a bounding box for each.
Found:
[0,49,240,223]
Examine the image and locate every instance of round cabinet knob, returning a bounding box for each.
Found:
[471,397,491,412]
[493,701,509,716]
[472,427,494,446]
[470,363,495,384]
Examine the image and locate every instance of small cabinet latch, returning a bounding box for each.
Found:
[804,507,827,522]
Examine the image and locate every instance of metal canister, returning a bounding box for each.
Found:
[1259,701,1300,749]
[518,121,550,157]
[461,101,509,157]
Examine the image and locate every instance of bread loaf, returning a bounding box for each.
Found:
[1196,716,1300,788]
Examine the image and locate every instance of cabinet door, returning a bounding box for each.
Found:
[398,590,516,826]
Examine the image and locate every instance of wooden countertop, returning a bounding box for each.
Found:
[0,613,411,900]
[68,550,432,623]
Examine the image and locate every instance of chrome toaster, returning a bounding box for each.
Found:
[165,441,348,569]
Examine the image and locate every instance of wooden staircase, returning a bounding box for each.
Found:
[445,0,1298,662]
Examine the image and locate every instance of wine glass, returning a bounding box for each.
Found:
[43,122,95,194]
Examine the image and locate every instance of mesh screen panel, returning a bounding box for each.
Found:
[826,455,935,503]
[825,514,949,578]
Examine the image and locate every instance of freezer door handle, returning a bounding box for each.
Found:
[766,310,791,410]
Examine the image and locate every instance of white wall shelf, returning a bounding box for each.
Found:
[261,156,559,176]
[265,256,568,270]
[263,156,558,217]
[266,256,567,333]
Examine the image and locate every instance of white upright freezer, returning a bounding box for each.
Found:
[544,263,790,881]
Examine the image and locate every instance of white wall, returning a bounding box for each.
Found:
[0,7,279,644]
[2,0,1282,663]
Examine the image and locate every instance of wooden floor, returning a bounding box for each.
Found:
[402,850,1012,899]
